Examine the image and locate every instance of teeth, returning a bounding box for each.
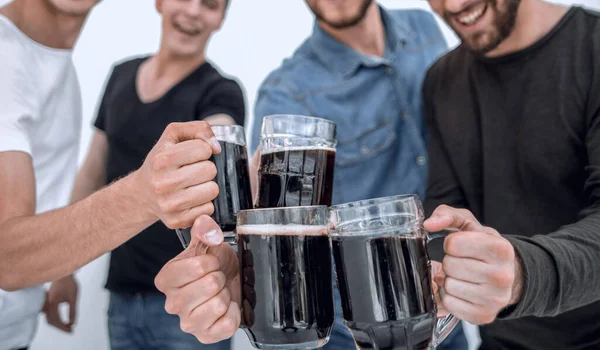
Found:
[458,6,485,25]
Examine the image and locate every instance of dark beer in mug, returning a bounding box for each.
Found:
[329,195,459,350]
[256,147,336,208]
[256,115,337,208]
[176,125,252,247]
[237,206,334,350]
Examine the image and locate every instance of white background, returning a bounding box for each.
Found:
[0,0,598,349]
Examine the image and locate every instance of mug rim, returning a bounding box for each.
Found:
[330,194,421,211]
[263,114,335,126]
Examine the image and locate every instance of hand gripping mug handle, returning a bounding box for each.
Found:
[426,228,460,347]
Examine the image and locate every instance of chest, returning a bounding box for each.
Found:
[436,59,591,197]
[30,64,82,159]
[102,78,206,156]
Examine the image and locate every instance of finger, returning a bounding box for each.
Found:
[177,160,218,189]
[444,276,491,307]
[46,305,71,332]
[162,200,216,230]
[159,140,215,169]
[164,271,227,316]
[183,287,232,337]
[249,147,260,204]
[191,215,224,247]
[444,231,513,263]
[68,299,77,326]
[155,254,221,292]
[204,301,241,343]
[442,292,495,325]
[160,121,221,153]
[164,181,219,215]
[442,255,490,284]
[424,205,485,233]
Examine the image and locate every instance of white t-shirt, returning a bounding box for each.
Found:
[0,14,81,350]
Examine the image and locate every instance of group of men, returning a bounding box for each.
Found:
[1,0,599,350]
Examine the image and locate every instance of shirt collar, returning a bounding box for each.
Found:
[310,6,412,77]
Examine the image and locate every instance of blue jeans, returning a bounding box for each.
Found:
[108,292,231,350]
[323,282,468,350]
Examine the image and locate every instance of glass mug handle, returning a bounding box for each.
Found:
[426,228,461,347]
[175,228,238,252]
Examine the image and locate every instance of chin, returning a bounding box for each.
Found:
[46,0,99,16]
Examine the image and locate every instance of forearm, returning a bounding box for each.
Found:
[502,211,600,319]
[69,167,106,204]
[0,171,156,290]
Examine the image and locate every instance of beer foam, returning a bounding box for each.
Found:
[261,146,336,155]
[237,224,328,237]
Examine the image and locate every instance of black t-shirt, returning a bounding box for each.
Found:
[95,57,245,293]
[423,7,600,350]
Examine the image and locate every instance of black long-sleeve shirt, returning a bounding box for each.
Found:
[423,7,600,350]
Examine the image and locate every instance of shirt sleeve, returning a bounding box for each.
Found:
[0,46,37,155]
[250,83,313,153]
[500,74,600,319]
[93,66,119,132]
[197,79,246,126]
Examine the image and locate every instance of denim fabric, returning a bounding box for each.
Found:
[107,292,231,350]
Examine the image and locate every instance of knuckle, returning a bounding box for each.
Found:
[222,315,239,335]
[153,153,171,171]
[204,273,223,296]
[164,299,180,315]
[206,181,220,200]
[494,241,515,262]
[211,296,229,318]
[180,319,195,334]
[205,161,218,179]
[489,269,514,288]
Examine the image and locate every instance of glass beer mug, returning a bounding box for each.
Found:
[176,124,252,247]
[256,114,337,208]
[329,195,459,350]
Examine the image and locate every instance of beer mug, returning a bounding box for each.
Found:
[237,206,335,350]
[176,125,253,247]
[329,195,459,350]
[256,114,336,208]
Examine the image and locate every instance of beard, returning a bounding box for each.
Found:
[308,0,373,29]
[446,0,521,54]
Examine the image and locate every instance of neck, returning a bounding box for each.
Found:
[486,0,569,57]
[151,46,207,81]
[318,2,386,57]
[0,0,90,50]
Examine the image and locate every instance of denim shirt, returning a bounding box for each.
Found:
[251,7,448,205]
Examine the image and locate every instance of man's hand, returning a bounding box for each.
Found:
[249,148,261,205]
[424,205,523,325]
[134,121,222,229]
[43,275,78,333]
[155,215,241,344]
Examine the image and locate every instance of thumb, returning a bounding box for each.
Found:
[190,215,224,248]
[69,298,77,326]
[160,121,221,153]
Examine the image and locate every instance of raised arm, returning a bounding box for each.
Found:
[0,121,221,290]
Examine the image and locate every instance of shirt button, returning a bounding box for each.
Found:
[385,67,394,75]
[361,145,370,155]
[402,112,410,121]
[416,156,426,166]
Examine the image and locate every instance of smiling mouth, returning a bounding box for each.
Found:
[456,3,488,26]
[174,22,201,36]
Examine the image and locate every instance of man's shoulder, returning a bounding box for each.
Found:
[0,19,31,72]
[258,41,333,98]
[424,45,472,92]
[110,55,147,77]
[386,8,446,45]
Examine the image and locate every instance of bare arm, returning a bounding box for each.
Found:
[69,131,108,203]
[0,121,221,291]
